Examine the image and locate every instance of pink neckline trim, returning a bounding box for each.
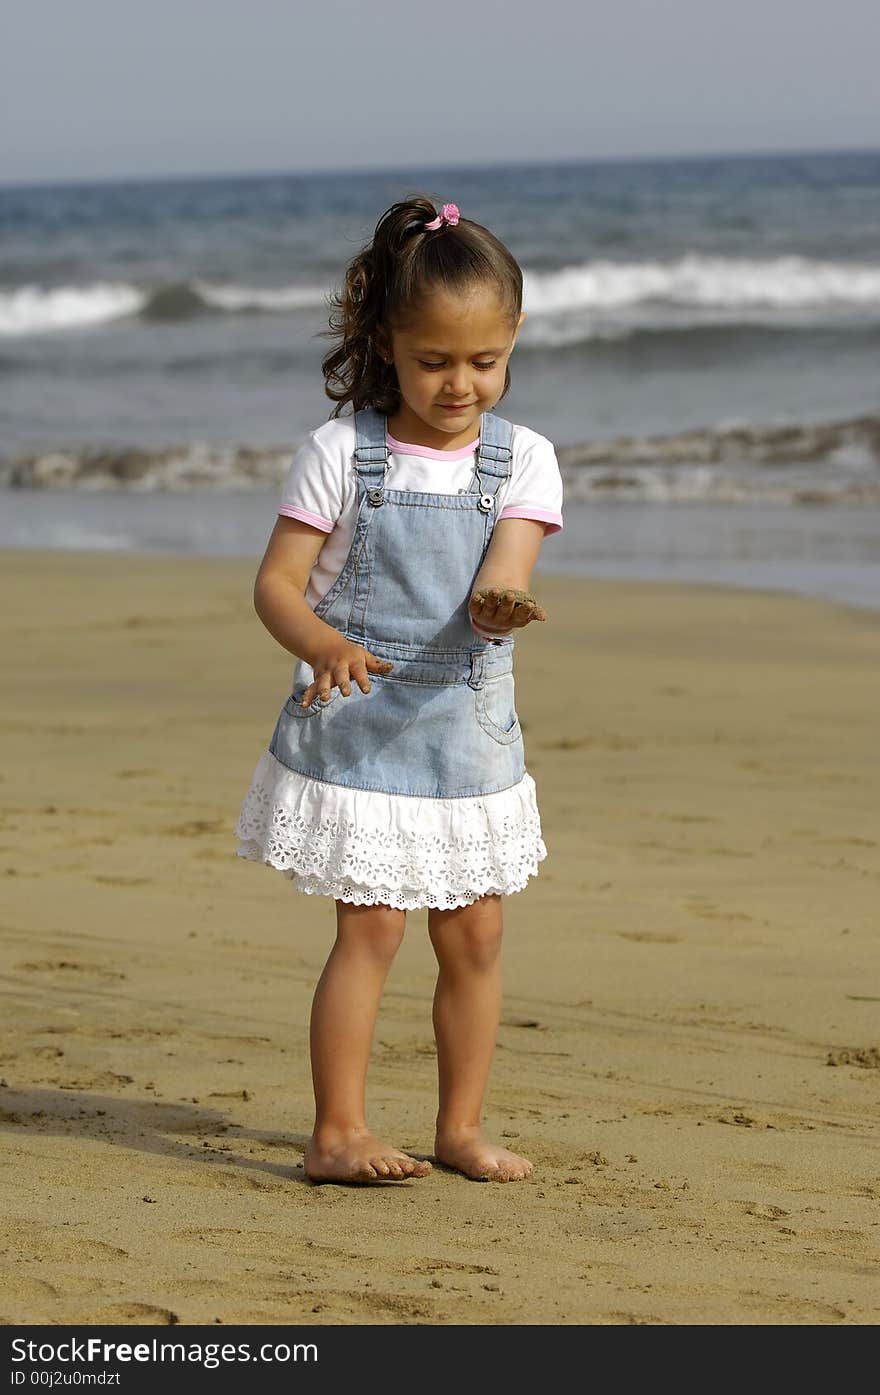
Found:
[386,429,479,462]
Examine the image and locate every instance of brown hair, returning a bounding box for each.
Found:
[321,196,523,418]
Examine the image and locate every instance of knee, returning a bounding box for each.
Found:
[431,901,503,973]
[461,924,502,972]
[336,902,406,965]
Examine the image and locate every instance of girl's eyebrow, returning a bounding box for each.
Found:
[413,346,505,356]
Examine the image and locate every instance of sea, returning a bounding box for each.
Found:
[2,149,879,613]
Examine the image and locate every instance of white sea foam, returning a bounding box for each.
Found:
[192,280,327,311]
[0,283,147,335]
[5,255,878,339]
[522,254,880,315]
[5,414,878,504]
[0,278,325,336]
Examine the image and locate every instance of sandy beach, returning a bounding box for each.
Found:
[1,547,878,1326]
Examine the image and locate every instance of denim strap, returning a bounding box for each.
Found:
[353,406,514,503]
[353,408,392,505]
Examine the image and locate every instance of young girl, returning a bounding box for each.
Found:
[234,197,563,1184]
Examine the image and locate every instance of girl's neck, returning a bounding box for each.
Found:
[386,406,480,453]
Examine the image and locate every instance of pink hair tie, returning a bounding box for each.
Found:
[424,202,460,230]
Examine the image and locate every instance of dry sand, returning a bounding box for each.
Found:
[1,549,879,1326]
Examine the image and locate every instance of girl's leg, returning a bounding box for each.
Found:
[304,899,432,1183]
[428,894,533,1182]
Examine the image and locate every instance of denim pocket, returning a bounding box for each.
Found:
[284,686,341,718]
[283,657,343,718]
[474,671,522,745]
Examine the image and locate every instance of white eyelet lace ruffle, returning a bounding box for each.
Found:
[233,749,547,910]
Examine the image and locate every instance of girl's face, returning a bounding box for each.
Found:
[383,283,524,449]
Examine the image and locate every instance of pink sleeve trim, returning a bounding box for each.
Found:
[278,506,335,533]
[498,506,563,535]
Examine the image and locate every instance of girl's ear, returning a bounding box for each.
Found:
[374,325,393,364]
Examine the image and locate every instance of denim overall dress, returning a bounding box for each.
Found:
[268,408,525,799]
[235,406,547,908]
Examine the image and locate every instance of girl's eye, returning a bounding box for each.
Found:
[417,360,497,370]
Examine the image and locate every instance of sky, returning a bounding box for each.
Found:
[2,0,879,185]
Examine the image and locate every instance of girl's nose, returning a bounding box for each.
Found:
[444,366,471,397]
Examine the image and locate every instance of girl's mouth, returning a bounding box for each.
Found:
[438,403,473,411]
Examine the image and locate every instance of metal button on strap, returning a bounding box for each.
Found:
[368,488,384,506]
[478,493,494,513]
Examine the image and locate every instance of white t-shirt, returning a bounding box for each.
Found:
[278,415,564,609]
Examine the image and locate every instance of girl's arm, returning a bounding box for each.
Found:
[253,516,338,660]
[469,518,548,639]
[253,516,393,704]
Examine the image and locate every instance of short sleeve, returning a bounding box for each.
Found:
[277,431,344,533]
[498,430,564,535]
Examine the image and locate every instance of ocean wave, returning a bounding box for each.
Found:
[4,414,879,504]
[0,283,148,335]
[522,253,880,315]
[0,279,327,335]
[191,280,327,312]
[519,314,880,351]
[4,253,879,337]
[1,443,292,491]
[557,414,880,505]
[519,254,880,347]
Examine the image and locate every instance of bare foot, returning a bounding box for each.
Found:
[434,1126,533,1182]
[304,1127,432,1184]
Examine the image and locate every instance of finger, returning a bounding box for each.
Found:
[471,586,501,613]
[333,662,352,697]
[511,600,535,622]
[364,657,394,691]
[489,591,516,625]
[479,587,503,618]
[350,653,393,695]
[300,674,332,707]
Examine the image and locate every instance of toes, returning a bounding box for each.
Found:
[393,1151,431,1177]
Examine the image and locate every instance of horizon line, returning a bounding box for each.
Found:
[2,141,879,194]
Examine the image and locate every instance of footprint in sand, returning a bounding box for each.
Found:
[16,959,126,982]
[618,931,682,944]
[93,875,150,887]
[164,818,228,837]
[91,1302,180,1325]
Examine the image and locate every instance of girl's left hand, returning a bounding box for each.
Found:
[469,585,547,632]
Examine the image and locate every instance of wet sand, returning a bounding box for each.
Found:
[1,548,878,1325]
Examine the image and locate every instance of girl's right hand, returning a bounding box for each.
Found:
[299,639,393,707]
